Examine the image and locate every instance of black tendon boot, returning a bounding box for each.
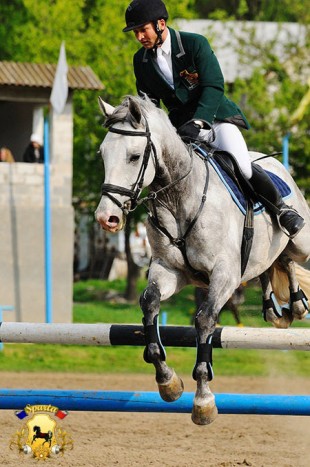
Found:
[249,163,305,238]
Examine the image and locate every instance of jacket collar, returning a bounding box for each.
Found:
[169,27,186,59]
[142,27,186,62]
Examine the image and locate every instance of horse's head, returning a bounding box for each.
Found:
[95,95,159,233]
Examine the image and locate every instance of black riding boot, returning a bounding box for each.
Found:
[249,163,305,238]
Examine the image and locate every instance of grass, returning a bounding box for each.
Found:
[0,279,309,377]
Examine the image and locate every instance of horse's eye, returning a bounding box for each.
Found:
[129,154,140,163]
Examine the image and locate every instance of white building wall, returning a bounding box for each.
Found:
[0,100,74,323]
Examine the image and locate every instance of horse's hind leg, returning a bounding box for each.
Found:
[278,254,309,320]
[140,263,184,402]
[259,253,309,328]
[259,270,293,328]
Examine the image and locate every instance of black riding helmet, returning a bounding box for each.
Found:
[123,0,168,32]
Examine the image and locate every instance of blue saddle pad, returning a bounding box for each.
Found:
[209,158,292,216]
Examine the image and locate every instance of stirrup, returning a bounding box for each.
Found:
[276,206,305,239]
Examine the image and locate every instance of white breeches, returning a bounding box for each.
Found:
[199,122,253,179]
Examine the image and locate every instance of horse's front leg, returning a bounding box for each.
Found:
[192,263,239,425]
[140,260,185,402]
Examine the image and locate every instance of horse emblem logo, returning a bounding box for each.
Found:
[10,404,73,460]
[27,414,56,457]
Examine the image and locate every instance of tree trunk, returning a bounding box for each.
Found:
[124,214,141,301]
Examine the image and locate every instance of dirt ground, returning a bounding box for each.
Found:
[0,372,309,467]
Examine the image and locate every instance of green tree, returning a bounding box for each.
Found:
[228,30,310,198]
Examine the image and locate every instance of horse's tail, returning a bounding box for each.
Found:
[271,263,310,304]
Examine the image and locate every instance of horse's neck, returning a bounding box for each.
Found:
[150,141,206,216]
[151,137,190,186]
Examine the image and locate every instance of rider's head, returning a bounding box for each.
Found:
[123,0,169,49]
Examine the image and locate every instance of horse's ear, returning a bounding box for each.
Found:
[98,96,115,117]
[128,97,142,125]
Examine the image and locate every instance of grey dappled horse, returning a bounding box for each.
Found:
[95,95,310,425]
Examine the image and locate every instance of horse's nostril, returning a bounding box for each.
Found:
[109,215,120,224]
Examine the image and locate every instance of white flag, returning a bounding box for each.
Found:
[50,42,68,114]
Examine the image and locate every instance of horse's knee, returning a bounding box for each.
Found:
[140,282,161,316]
[194,307,217,332]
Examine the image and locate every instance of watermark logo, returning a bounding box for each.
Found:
[10,404,73,461]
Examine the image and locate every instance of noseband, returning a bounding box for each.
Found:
[101,118,158,215]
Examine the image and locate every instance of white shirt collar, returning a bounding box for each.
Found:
[159,29,171,56]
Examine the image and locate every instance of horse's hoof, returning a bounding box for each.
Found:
[272,318,292,329]
[157,370,184,402]
[291,304,309,321]
[191,396,218,426]
[293,310,308,320]
[266,308,293,329]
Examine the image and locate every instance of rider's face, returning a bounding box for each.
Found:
[133,21,161,49]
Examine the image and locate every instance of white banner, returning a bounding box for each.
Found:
[50,42,68,114]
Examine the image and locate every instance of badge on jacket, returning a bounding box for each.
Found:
[180,69,199,90]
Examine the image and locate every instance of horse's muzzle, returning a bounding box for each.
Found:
[95,209,124,233]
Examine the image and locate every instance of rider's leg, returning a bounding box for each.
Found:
[200,122,305,238]
[200,121,252,178]
[249,163,304,238]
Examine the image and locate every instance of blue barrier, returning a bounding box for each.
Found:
[0,390,309,416]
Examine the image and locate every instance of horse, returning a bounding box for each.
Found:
[95,95,310,425]
[32,426,53,446]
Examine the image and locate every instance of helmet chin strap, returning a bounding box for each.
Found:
[152,21,164,49]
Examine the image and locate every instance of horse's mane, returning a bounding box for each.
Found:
[105,95,159,129]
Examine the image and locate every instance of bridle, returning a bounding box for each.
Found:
[100,117,193,215]
[100,118,158,215]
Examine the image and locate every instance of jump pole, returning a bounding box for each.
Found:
[0,389,309,416]
[1,322,310,351]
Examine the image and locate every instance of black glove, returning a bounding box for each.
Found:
[177,121,201,141]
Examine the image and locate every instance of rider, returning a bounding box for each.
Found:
[123,0,305,238]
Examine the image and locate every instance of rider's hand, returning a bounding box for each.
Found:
[178,121,201,141]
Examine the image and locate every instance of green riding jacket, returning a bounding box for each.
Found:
[133,27,250,130]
